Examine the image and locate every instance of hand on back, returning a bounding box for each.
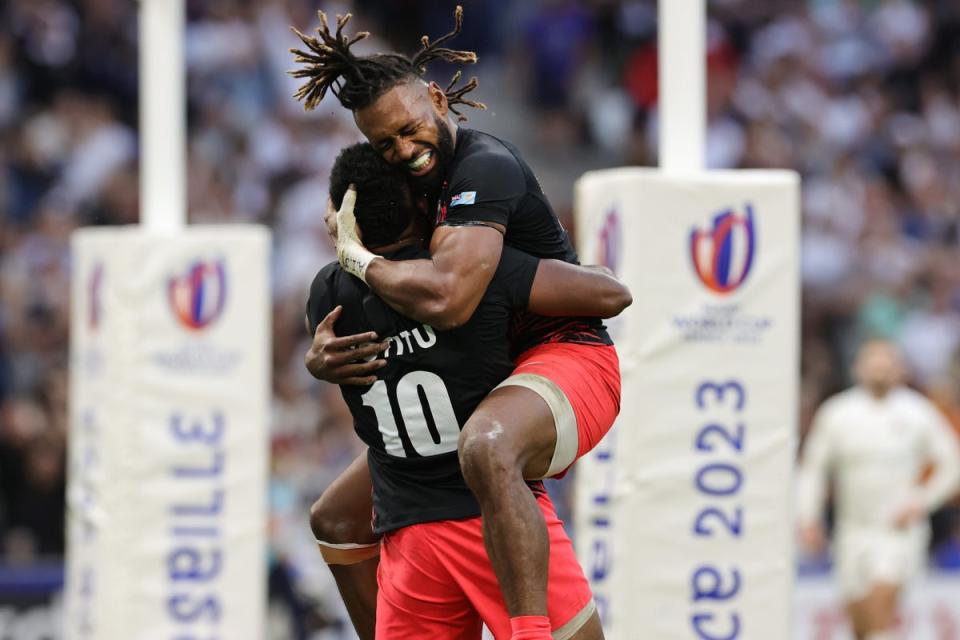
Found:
[306,305,388,386]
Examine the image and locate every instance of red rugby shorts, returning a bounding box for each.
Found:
[375,492,595,640]
[499,342,621,477]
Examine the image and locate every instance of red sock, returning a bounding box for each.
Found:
[510,615,552,639]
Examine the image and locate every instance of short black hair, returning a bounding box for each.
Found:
[329,143,411,248]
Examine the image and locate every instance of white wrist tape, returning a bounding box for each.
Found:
[338,241,379,283]
[335,187,380,283]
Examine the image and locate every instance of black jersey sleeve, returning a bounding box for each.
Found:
[305,262,340,333]
[492,246,540,310]
[440,147,526,229]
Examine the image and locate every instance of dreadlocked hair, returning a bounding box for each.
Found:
[289,5,486,121]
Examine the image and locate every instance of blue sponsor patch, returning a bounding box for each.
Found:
[450,191,476,207]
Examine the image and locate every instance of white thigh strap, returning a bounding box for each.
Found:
[495,373,578,478]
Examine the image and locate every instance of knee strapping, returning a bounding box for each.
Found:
[316,540,381,565]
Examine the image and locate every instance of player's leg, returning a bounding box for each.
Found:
[309,452,380,640]
[422,493,601,640]
[856,529,918,639]
[837,535,873,640]
[376,524,483,640]
[566,613,603,640]
[845,597,871,640]
[458,343,620,635]
[458,384,556,626]
[861,582,900,639]
[539,491,604,640]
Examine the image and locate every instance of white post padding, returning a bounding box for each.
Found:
[574,169,800,640]
[65,225,271,639]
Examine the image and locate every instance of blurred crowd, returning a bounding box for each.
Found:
[1,0,960,636]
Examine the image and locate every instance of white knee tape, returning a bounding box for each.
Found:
[554,599,596,640]
[316,540,381,565]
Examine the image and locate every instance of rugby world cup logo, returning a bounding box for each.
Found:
[689,204,756,295]
[168,259,227,330]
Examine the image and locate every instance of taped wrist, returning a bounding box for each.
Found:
[337,241,379,283]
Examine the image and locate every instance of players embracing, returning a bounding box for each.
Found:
[292,8,626,640]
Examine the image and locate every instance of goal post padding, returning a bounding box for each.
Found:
[574,169,800,640]
[65,225,271,639]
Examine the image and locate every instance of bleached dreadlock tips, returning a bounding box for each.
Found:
[289,4,484,119]
[446,70,463,94]
[349,33,370,47]
[335,14,352,40]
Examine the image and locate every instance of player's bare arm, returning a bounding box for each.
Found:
[363,223,503,330]
[304,306,387,385]
[528,260,632,318]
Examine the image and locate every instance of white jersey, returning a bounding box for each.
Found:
[797,386,960,533]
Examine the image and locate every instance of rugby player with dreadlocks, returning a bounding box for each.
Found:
[311,142,625,639]
[292,9,623,640]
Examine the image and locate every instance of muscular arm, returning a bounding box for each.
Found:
[528,262,632,318]
[363,224,504,331]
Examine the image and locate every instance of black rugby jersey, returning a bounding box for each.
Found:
[436,128,612,356]
[307,245,545,534]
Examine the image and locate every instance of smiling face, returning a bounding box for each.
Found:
[354,80,456,195]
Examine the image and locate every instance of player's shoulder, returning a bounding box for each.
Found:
[451,129,525,187]
[890,386,938,415]
[308,261,367,310]
[891,386,926,402]
[459,128,518,159]
[315,260,340,282]
[817,388,863,419]
[309,261,343,297]
[306,261,341,332]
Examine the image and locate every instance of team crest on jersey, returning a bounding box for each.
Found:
[689,204,756,295]
[450,191,476,207]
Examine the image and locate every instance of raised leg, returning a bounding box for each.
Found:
[458,386,557,629]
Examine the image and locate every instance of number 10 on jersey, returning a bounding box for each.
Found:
[361,370,462,457]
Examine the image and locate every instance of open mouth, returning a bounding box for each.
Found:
[406,150,436,176]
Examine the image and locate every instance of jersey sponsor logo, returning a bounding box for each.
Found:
[168,259,227,330]
[449,191,476,207]
[689,204,756,295]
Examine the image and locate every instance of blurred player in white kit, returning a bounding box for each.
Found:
[797,339,960,640]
